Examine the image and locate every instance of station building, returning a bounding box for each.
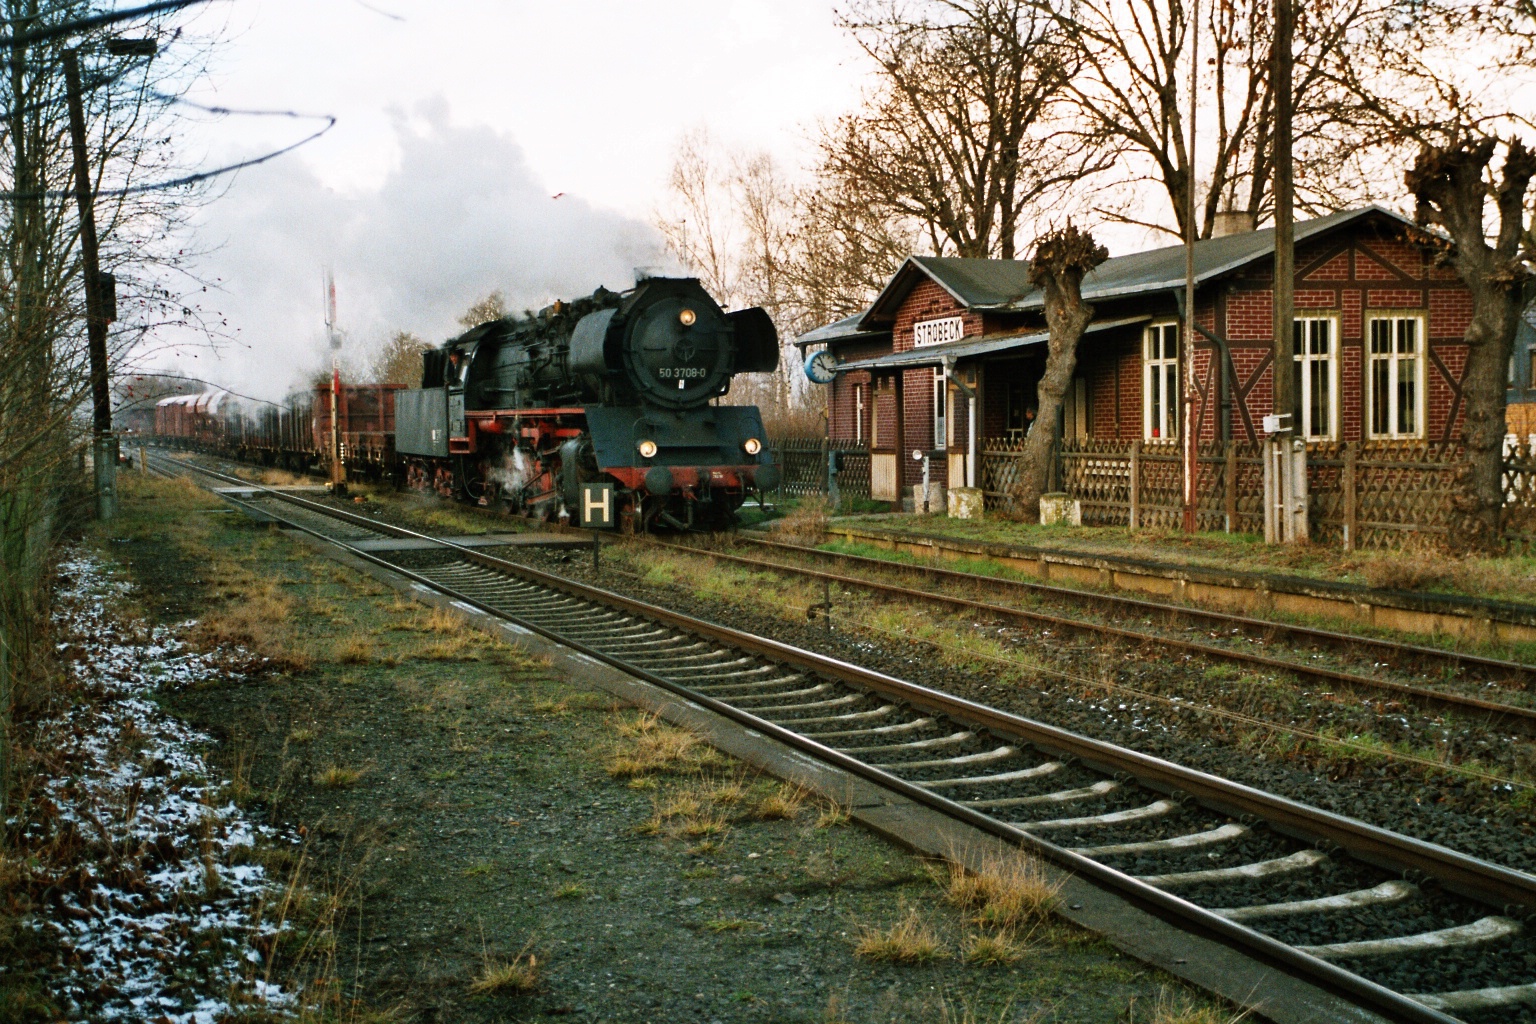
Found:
[797,205,1528,504]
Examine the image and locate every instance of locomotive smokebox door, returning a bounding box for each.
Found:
[579,482,616,528]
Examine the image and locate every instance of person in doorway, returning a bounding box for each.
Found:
[1023,405,1038,435]
[447,350,464,385]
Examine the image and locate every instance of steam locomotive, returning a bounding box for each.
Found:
[393,276,780,530]
[151,277,781,531]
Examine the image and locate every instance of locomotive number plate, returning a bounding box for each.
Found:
[579,483,616,528]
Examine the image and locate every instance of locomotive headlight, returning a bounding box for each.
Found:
[637,439,658,459]
[678,308,696,327]
[742,437,762,456]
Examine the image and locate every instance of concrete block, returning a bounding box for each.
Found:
[947,487,984,519]
[1039,492,1081,526]
[911,484,946,515]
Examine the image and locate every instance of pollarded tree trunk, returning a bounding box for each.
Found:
[1012,225,1108,520]
[1405,137,1536,549]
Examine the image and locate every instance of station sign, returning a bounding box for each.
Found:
[579,482,616,528]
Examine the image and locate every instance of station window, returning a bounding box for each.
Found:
[1143,322,1179,441]
[1293,316,1337,440]
[1367,315,1423,439]
[854,384,865,445]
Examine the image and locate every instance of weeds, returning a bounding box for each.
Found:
[961,931,1029,965]
[941,854,1061,931]
[768,496,833,546]
[315,766,362,789]
[750,784,806,821]
[469,945,541,995]
[852,907,949,963]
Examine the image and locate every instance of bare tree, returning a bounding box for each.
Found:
[655,128,739,306]
[0,1,212,819]
[371,330,429,388]
[457,290,507,329]
[1036,0,1378,240]
[825,0,1105,259]
[1311,3,1536,546]
[1011,224,1108,518]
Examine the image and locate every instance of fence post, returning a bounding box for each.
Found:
[1129,440,1142,530]
[827,447,841,510]
[1343,441,1357,552]
[1224,442,1237,533]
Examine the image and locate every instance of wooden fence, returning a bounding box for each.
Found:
[773,434,1536,550]
[770,437,871,505]
[1039,438,1536,550]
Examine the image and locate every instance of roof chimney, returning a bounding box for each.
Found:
[1212,210,1256,238]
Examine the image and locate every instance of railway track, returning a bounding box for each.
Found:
[649,536,1536,738]
[147,451,1536,1023]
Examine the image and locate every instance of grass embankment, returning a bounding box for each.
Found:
[70,470,1236,1022]
[831,511,1536,606]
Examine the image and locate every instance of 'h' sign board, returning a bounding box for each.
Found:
[579,483,615,528]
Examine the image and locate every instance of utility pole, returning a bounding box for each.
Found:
[1265,0,1305,543]
[63,48,115,520]
[1181,0,1200,533]
[62,38,153,520]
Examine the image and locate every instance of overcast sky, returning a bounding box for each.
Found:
[152,0,867,399]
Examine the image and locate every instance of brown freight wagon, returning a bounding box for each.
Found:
[311,383,400,481]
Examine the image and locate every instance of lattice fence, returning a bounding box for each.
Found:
[768,437,872,505]
[1058,439,1132,525]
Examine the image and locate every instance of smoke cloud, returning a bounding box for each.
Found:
[165,99,665,401]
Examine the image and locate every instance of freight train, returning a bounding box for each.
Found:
[151,276,782,530]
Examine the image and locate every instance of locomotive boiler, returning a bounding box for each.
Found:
[393,276,782,530]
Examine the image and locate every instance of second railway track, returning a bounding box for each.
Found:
[651,535,1536,737]
[149,451,1536,1023]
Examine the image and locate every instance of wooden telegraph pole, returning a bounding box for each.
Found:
[1266,0,1305,543]
[63,38,154,521]
[63,48,114,520]
[1181,0,1200,533]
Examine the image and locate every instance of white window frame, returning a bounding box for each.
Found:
[933,368,947,450]
[1143,321,1180,442]
[854,383,865,445]
[1292,314,1339,441]
[1366,313,1425,440]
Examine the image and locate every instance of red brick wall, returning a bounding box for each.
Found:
[1206,236,1473,443]
[893,280,983,353]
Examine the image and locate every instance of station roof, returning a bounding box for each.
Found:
[813,206,1425,343]
[835,316,1150,372]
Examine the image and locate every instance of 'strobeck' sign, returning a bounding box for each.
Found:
[913,316,965,348]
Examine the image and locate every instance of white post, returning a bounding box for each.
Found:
[967,387,977,489]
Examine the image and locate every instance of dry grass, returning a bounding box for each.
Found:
[1360,551,1465,592]
[815,803,851,828]
[315,766,362,789]
[961,931,1029,965]
[852,907,949,963]
[334,638,372,664]
[552,882,589,899]
[1129,990,1249,1024]
[605,713,721,778]
[679,813,730,838]
[941,854,1061,931]
[768,496,833,546]
[469,948,541,995]
[749,784,807,821]
[194,581,312,672]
